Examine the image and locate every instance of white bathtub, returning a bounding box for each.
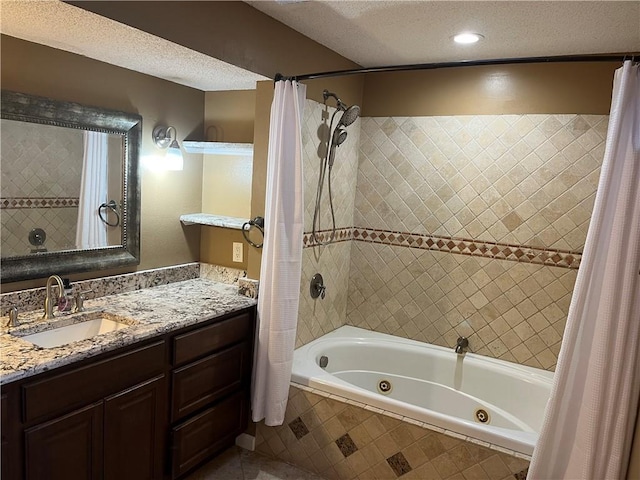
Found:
[291,326,553,456]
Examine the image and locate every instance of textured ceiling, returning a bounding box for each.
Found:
[0,0,268,91]
[248,1,640,68]
[2,1,638,92]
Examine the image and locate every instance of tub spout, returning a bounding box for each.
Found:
[455,336,469,355]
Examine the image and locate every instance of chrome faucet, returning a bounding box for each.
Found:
[455,336,469,355]
[43,275,64,320]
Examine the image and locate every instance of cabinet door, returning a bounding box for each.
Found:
[171,390,247,479]
[25,402,103,480]
[104,375,166,480]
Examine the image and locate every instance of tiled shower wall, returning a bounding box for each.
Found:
[1,120,83,255]
[347,115,608,370]
[296,110,608,369]
[296,99,360,347]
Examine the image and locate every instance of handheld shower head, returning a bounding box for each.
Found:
[328,128,347,167]
[337,105,360,127]
[332,127,348,146]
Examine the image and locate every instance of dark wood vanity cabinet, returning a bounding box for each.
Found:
[19,341,167,480]
[0,306,256,480]
[169,311,254,479]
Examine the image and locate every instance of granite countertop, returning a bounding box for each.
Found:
[0,278,257,385]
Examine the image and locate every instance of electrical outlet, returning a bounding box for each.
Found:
[233,242,243,263]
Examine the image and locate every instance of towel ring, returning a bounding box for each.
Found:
[98,200,120,227]
[242,216,264,248]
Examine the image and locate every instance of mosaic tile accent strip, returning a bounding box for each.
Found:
[352,227,581,269]
[0,197,80,209]
[303,228,354,247]
[303,227,581,269]
[0,263,200,315]
[255,384,530,480]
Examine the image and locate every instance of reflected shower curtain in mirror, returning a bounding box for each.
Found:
[75,131,108,249]
[251,79,306,425]
[529,61,640,479]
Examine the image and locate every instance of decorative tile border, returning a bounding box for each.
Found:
[303,228,353,247]
[1,197,80,209]
[303,227,581,269]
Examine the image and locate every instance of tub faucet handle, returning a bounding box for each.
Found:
[310,273,326,300]
[455,336,469,354]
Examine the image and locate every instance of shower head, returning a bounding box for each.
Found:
[337,105,360,127]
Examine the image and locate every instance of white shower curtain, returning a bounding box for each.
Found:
[76,131,108,249]
[529,61,640,479]
[251,80,306,425]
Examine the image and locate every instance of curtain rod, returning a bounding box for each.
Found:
[275,54,632,82]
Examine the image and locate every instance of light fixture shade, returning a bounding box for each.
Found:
[165,140,184,171]
[152,125,183,171]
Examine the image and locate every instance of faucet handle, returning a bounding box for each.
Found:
[74,290,93,313]
[6,307,19,329]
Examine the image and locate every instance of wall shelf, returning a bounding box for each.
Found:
[182,141,253,156]
[180,214,249,230]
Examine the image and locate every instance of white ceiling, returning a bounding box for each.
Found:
[248,0,640,68]
[1,1,638,92]
[0,0,268,91]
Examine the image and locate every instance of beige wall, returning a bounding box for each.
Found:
[362,62,619,117]
[247,81,274,279]
[199,90,255,267]
[1,35,203,292]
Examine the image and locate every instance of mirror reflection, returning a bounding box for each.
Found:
[0,90,141,283]
[1,120,124,256]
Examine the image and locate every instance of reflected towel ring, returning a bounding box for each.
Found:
[242,216,264,248]
[98,200,120,227]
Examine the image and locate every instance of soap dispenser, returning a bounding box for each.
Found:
[58,278,74,312]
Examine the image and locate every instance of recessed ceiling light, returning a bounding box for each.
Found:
[453,33,484,45]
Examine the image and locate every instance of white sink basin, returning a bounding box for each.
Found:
[13,312,136,348]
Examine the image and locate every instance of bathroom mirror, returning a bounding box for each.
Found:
[0,90,141,283]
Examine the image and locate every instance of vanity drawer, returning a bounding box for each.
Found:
[23,341,165,424]
[172,342,249,422]
[171,390,248,479]
[172,312,252,366]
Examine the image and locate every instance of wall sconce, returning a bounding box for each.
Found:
[152,125,183,171]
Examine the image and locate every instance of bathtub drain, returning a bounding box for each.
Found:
[378,379,393,395]
[319,356,329,368]
[475,408,490,424]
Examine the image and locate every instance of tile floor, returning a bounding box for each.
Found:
[184,446,325,480]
